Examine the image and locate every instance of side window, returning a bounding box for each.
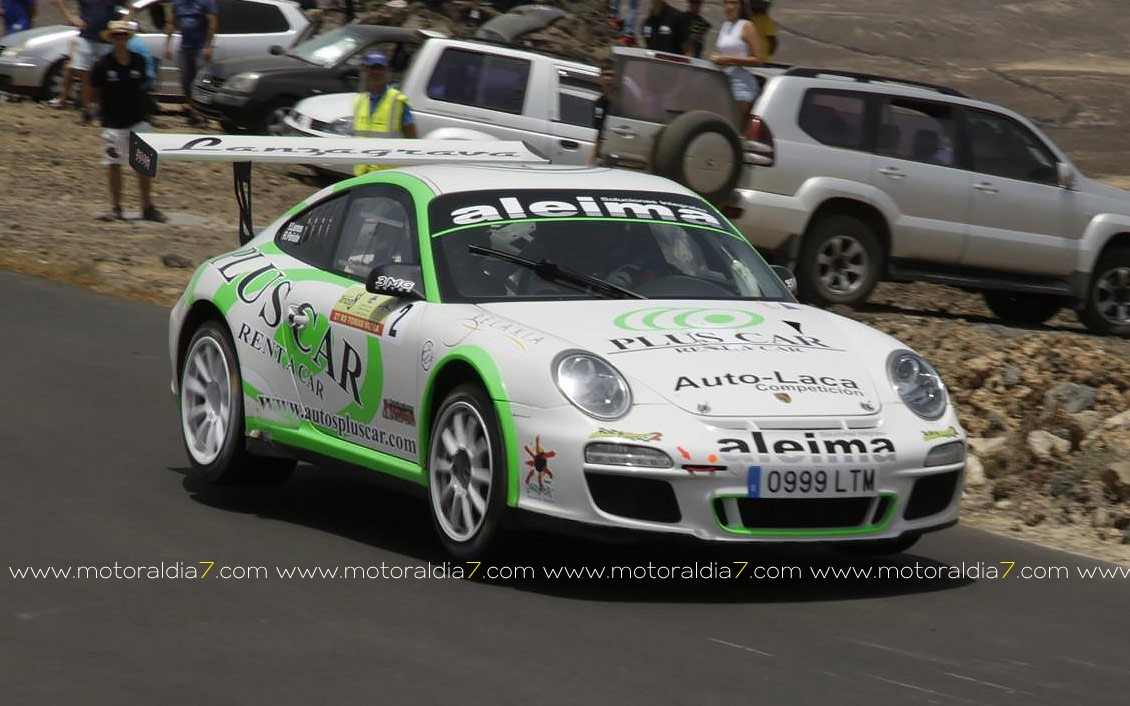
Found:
[877,98,956,167]
[217,0,290,35]
[276,195,348,268]
[798,90,867,150]
[557,90,598,127]
[332,185,419,280]
[964,110,1057,185]
[425,48,531,115]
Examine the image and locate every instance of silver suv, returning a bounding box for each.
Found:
[599,47,1130,336]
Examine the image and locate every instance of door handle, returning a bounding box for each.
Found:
[878,166,905,178]
[972,182,998,194]
[287,305,310,329]
[559,139,579,149]
[609,125,636,138]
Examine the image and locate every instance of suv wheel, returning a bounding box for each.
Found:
[1078,246,1130,336]
[982,291,1062,326]
[652,110,743,204]
[797,214,882,307]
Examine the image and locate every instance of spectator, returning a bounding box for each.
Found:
[90,20,166,222]
[677,0,709,58]
[165,0,216,126]
[639,0,683,53]
[461,0,486,30]
[588,58,614,166]
[711,0,764,124]
[47,37,77,108]
[608,0,638,43]
[54,0,119,124]
[748,0,777,59]
[353,50,417,176]
[3,0,36,34]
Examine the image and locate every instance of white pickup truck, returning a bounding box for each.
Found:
[283,36,601,173]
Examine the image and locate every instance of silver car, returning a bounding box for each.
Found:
[0,0,311,100]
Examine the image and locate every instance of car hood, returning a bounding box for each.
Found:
[207,54,313,80]
[1,25,75,50]
[477,300,886,417]
[1078,175,1130,216]
[292,91,353,121]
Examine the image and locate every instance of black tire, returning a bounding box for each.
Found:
[219,118,241,133]
[257,97,297,136]
[982,291,1063,326]
[427,383,509,561]
[833,532,921,557]
[1077,246,1130,337]
[180,321,295,485]
[796,214,883,307]
[652,110,743,204]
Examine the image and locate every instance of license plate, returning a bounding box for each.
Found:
[747,466,876,498]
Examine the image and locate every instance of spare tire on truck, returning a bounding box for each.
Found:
[651,110,743,204]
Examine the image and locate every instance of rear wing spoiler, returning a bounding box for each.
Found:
[127,132,550,243]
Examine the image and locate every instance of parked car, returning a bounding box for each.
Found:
[192,24,438,134]
[283,36,601,172]
[0,0,312,100]
[600,47,1130,336]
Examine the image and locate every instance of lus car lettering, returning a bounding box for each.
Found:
[213,248,292,329]
[718,431,897,464]
[608,331,838,354]
[613,307,764,331]
[674,371,864,396]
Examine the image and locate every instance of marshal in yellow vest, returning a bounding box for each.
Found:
[353,88,410,176]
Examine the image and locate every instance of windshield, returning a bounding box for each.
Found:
[288,27,364,67]
[429,189,791,303]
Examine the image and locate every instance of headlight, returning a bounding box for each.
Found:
[1,44,27,57]
[553,352,631,420]
[224,72,261,93]
[887,349,947,420]
[328,117,353,135]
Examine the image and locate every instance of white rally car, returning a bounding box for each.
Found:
[137,132,967,560]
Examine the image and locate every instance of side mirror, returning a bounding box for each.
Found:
[269,45,285,55]
[366,263,425,300]
[1056,162,1076,190]
[771,265,797,296]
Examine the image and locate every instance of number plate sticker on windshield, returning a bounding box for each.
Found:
[747,466,876,498]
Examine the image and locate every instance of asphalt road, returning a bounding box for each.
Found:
[2,269,1128,705]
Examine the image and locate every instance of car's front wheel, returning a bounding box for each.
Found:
[1077,246,1130,337]
[982,291,1063,326]
[427,383,508,560]
[180,321,295,485]
[797,214,883,307]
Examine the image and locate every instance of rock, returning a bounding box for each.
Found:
[1023,506,1046,526]
[1113,513,1130,531]
[985,411,1012,435]
[1092,506,1111,529]
[964,454,986,488]
[1027,430,1070,459]
[1104,410,1130,430]
[1122,529,1130,545]
[161,254,193,269]
[968,436,1010,459]
[1000,364,1022,388]
[971,323,1022,339]
[1041,382,1098,420]
[991,476,1023,500]
[994,499,1014,510]
[1100,461,1130,502]
[1068,410,1104,438]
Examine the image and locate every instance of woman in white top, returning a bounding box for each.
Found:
[711,0,766,124]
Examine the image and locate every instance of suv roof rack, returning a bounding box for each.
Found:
[782,67,967,98]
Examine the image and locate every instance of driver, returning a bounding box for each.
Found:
[603,224,674,288]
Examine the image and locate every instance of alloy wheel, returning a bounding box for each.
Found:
[181,336,232,466]
[1094,265,1130,325]
[429,401,493,542]
[816,234,870,296]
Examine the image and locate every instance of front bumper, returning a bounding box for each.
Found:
[0,55,49,93]
[510,402,964,543]
[190,82,256,124]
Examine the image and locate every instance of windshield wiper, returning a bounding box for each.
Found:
[468,245,646,300]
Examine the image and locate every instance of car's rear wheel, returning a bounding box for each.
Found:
[797,214,882,307]
[1077,246,1130,337]
[259,98,296,136]
[652,110,743,204]
[833,532,921,556]
[982,291,1063,326]
[427,383,508,560]
[180,321,295,485]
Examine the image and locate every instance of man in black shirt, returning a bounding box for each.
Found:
[677,0,710,58]
[90,20,166,222]
[639,0,684,53]
[589,59,615,166]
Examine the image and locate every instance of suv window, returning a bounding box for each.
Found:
[964,109,1057,185]
[878,98,956,167]
[557,89,598,127]
[798,90,867,150]
[217,0,290,35]
[615,55,737,125]
[426,48,531,115]
[277,195,349,268]
[332,185,419,280]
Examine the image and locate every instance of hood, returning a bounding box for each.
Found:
[1,25,75,49]
[292,92,353,122]
[206,54,310,80]
[1078,175,1130,216]
[478,300,885,417]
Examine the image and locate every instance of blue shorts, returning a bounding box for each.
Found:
[725,66,760,104]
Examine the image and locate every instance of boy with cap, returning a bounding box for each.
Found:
[352,49,416,176]
[91,20,166,222]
